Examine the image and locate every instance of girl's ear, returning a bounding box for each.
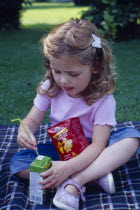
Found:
[92,68,99,75]
[92,63,101,74]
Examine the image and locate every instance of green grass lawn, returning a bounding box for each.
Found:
[21,2,88,26]
[0,2,140,125]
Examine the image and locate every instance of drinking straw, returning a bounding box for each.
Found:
[11,118,39,155]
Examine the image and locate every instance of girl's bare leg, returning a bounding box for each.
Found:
[16,168,30,179]
[66,138,139,194]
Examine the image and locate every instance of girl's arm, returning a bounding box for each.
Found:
[68,124,111,172]
[40,124,111,188]
[17,106,46,150]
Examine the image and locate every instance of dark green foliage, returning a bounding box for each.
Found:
[35,0,50,2]
[0,0,23,30]
[74,0,92,6]
[81,0,140,40]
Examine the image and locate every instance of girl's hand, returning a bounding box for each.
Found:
[15,106,46,151]
[17,129,37,150]
[39,161,74,189]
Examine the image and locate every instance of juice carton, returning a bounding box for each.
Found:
[30,155,51,204]
[48,117,89,161]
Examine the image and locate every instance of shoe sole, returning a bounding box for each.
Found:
[53,196,76,210]
[108,173,116,194]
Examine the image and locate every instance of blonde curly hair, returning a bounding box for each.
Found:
[37,19,116,105]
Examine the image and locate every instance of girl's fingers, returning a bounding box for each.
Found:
[17,131,37,149]
[18,136,37,150]
[24,135,36,146]
[39,174,54,185]
[40,169,53,177]
[30,135,36,146]
[40,179,58,189]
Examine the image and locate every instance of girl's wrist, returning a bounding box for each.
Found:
[67,159,77,175]
[18,125,24,134]
[18,124,31,136]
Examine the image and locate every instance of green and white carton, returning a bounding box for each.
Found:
[30,155,51,204]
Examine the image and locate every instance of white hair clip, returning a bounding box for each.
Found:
[92,34,102,48]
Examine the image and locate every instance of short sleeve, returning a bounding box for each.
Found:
[93,94,117,126]
[33,80,51,112]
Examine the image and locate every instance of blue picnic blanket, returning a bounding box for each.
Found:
[0,122,140,210]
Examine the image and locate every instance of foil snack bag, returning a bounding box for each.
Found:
[48,117,89,161]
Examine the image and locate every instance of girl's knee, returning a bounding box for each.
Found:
[129,137,139,146]
[122,137,139,151]
[109,137,140,154]
[15,168,30,179]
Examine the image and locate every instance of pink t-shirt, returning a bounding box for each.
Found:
[34,80,116,138]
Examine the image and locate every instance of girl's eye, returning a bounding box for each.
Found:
[53,69,61,74]
[52,69,80,77]
[69,73,80,77]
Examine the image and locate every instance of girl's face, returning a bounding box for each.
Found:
[50,56,94,98]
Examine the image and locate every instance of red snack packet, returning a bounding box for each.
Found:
[47,117,90,160]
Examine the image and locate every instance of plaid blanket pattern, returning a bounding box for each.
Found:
[0,122,140,210]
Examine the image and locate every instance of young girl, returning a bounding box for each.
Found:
[10,19,140,210]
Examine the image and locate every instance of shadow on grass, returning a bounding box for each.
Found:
[0,23,58,38]
[21,23,57,32]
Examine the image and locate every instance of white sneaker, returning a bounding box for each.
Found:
[97,173,116,194]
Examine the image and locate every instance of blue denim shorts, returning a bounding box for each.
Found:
[10,127,140,176]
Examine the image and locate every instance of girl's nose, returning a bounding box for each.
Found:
[60,75,70,85]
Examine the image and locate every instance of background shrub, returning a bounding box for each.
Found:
[73,0,92,6]
[0,0,23,30]
[82,0,140,40]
